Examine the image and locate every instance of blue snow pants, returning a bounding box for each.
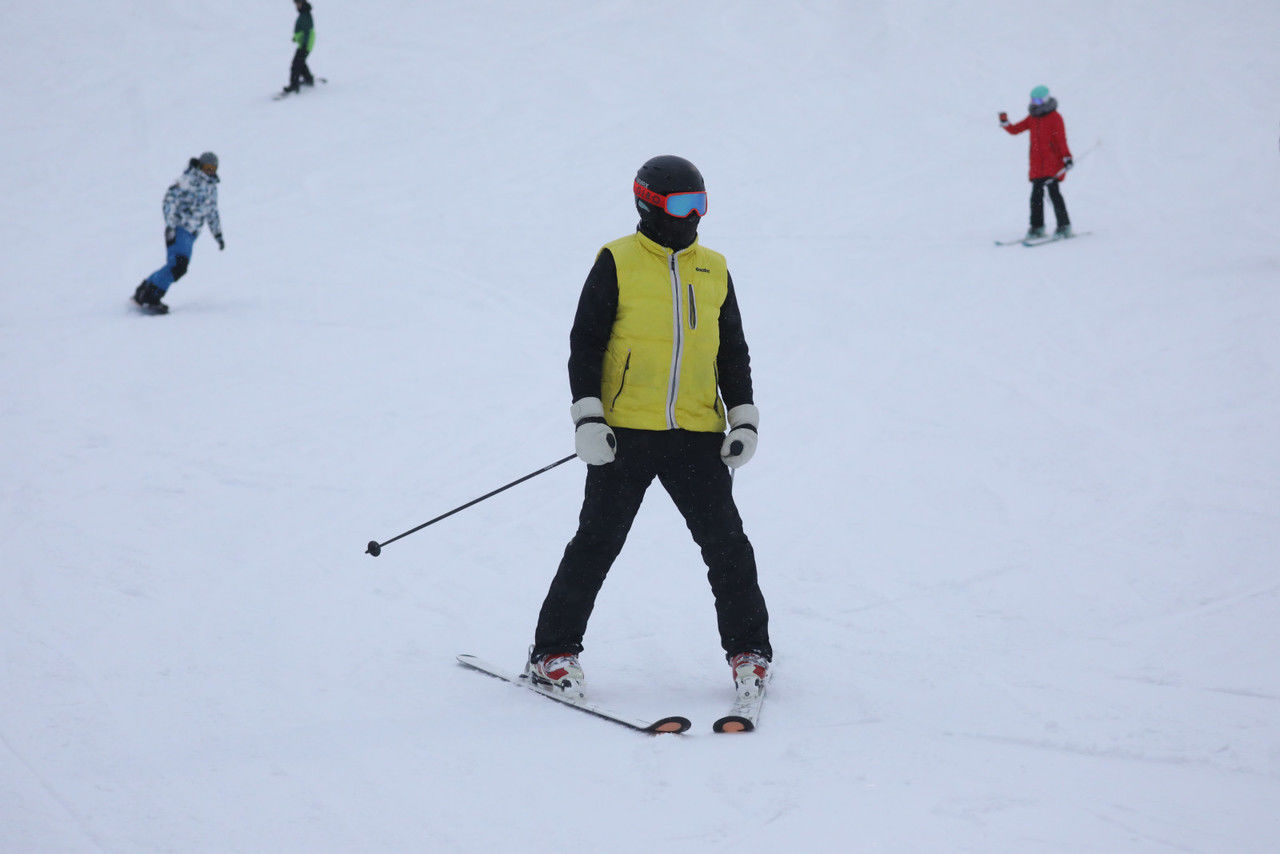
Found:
[146,227,196,293]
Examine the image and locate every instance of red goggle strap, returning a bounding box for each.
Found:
[633,181,668,208]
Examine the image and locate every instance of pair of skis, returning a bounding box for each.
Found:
[457,654,765,734]
[272,77,328,100]
[994,230,1091,247]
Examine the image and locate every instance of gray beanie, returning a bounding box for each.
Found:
[197,151,219,170]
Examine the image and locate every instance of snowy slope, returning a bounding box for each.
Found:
[3,1,1279,851]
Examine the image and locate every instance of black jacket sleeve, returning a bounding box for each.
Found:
[716,271,754,409]
[567,249,619,402]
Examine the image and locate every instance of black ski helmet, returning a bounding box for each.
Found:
[634,155,705,207]
[633,155,705,249]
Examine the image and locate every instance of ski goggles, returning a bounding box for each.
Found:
[1031,97,1046,105]
[633,181,708,218]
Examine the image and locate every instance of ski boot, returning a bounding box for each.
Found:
[729,651,769,702]
[1024,226,1046,240]
[1053,224,1073,239]
[525,649,586,700]
[132,281,169,314]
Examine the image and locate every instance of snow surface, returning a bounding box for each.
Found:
[4,1,1280,851]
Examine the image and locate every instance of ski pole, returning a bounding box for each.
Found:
[1054,138,1101,182]
[365,453,577,556]
[1075,137,1102,161]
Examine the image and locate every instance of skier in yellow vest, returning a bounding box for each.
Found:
[527,156,772,702]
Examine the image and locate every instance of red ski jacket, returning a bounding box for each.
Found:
[1003,109,1072,181]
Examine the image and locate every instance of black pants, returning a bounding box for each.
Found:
[289,48,314,89]
[533,428,771,662]
[1030,177,1070,230]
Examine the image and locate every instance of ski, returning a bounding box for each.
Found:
[272,77,328,100]
[456,654,690,734]
[713,665,770,733]
[128,298,168,315]
[994,230,1091,247]
[1022,230,1091,247]
[713,686,767,733]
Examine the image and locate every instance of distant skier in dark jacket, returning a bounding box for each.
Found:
[1000,85,1074,239]
[282,1,316,95]
[132,153,224,313]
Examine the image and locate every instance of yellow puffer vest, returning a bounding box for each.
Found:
[600,232,729,432]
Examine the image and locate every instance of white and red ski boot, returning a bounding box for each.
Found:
[714,652,770,732]
[525,650,586,700]
[730,652,769,701]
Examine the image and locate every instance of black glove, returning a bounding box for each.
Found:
[165,227,176,246]
[215,233,225,251]
[1062,156,1074,170]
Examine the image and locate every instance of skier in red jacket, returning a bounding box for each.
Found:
[1000,85,1074,239]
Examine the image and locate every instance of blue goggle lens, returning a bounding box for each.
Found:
[665,191,707,217]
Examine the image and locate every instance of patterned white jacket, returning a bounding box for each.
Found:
[163,163,222,238]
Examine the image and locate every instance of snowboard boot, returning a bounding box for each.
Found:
[132,281,169,314]
[1054,224,1073,238]
[1025,226,1046,240]
[525,649,585,699]
[729,651,769,701]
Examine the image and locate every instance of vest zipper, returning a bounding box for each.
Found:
[666,251,686,429]
[687,282,698,330]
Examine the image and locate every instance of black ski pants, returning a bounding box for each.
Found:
[533,428,772,662]
[1030,177,1070,230]
[289,48,314,89]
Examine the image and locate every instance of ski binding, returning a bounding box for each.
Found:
[713,685,767,733]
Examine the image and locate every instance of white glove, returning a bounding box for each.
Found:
[720,404,759,469]
[571,397,616,465]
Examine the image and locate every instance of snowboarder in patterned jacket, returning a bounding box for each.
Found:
[132,152,224,313]
[525,155,772,704]
[1000,85,1074,239]
[282,1,316,95]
